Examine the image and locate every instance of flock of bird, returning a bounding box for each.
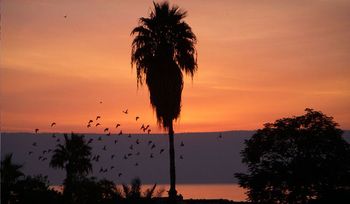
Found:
[27,101,224,180]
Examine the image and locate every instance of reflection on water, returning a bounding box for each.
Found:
[50,184,246,202]
[153,184,247,201]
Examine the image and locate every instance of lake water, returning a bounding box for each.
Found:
[51,184,247,202]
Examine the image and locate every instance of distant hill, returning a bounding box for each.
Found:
[1,131,349,185]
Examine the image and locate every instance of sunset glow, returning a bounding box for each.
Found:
[1,0,350,134]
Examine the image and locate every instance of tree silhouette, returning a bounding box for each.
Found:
[50,133,92,204]
[1,153,24,204]
[235,108,350,204]
[121,177,164,204]
[131,1,197,200]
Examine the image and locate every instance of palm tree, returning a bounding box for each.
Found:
[50,133,92,204]
[1,153,24,203]
[131,1,198,201]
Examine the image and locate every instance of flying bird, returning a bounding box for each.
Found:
[64,15,67,18]
[111,154,115,159]
[103,145,107,151]
[88,120,93,123]
[135,139,140,144]
[180,141,185,147]
[98,136,102,141]
[32,142,37,147]
[51,122,56,127]
[96,116,101,120]
[35,129,39,133]
[118,173,122,177]
[218,133,223,139]
[136,116,139,121]
[129,145,133,150]
[104,128,109,132]
[95,123,101,127]
[151,144,156,149]
[56,138,60,142]
[160,149,164,154]
[118,130,123,135]
[115,124,121,128]
[122,109,128,114]
[180,155,184,160]
[87,124,91,128]
[147,129,151,134]
[148,140,152,145]
[110,166,114,170]
[136,152,140,156]
[150,153,154,158]
[28,151,33,155]
[106,132,111,136]
[114,139,118,144]
[140,124,145,130]
[135,162,139,166]
[128,134,132,138]
[52,134,56,138]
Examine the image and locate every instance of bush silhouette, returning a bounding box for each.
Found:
[235,108,350,204]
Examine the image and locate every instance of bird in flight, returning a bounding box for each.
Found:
[64,15,67,18]
[96,116,101,120]
[180,141,185,147]
[140,124,145,130]
[28,151,33,155]
[106,132,111,136]
[151,144,156,149]
[87,124,91,128]
[87,138,93,144]
[51,122,56,127]
[135,139,140,144]
[35,129,39,133]
[148,140,152,145]
[99,101,103,104]
[52,134,56,138]
[118,130,123,135]
[103,145,107,151]
[135,162,139,166]
[136,116,140,121]
[104,128,109,132]
[98,136,102,141]
[115,124,121,128]
[95,123,101,127]
[128,134,132,138]
[147,129,151,134]
[118,173,122,177]
[114,139,118,144]
[129,145,134,150]
[88,120,93,123]
[122,109,128,114]
[32,142,37,147]
[217,133,223,139]
[160,149,164,154]
[180,155,184,160]
[150,153,154,158]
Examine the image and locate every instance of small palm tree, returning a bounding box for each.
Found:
[50,133,92,203]
[131,1,197,200]
[1,153,24,203]
[121,177,164,201]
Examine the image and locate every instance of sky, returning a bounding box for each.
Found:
[1,0,350,134]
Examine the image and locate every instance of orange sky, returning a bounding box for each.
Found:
[1,0,350,134]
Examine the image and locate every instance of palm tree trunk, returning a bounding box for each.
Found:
[168,121,177,201]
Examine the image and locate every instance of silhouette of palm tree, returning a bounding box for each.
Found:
[50,133,92,204]
[131,1,197,200]
[1,153,24,204]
